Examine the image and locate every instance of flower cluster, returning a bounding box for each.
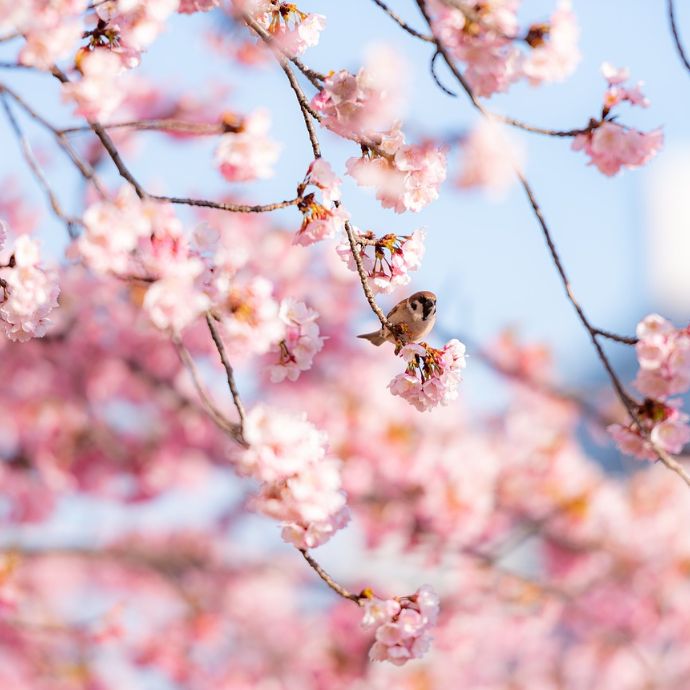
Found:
[429,0,580,97]
[310,66,400,144]
[609,315,690,460]
[268,298,325,382]
[8,0,86,70]
[634,314,690,399]
[572,64,663,176]
[456,119,524,197]
[93,0,179,65]
[0,228,60,342]
[62,48,126,121]
[237,405,350,549]
[215,109,281,182]
[346,133,447,214]
[248,1,326,58]
[389,339,467,411]
[361,585,440,665]
[294,159,348,246]
[337,228,426,294]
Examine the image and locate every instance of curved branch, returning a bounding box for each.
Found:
[371,0,435,42]
[668,0,690,74]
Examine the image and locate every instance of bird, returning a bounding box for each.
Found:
[357,291,437,346]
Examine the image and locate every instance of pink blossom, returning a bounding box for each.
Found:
[249,2,325,57]
[633,314,690,399]
[95,0,179,61]
[362,585,439,665]
[215,109,281,182]
[62,49,126,121]
[456,120,524,197]
[217,276,285,357]
[609,401,690,461]
[572,122,663,177]
[19,18,83,70]
[601,62,629,85]
[389,339,467,411]
[337,228,426,294]
[522,1,580,86]
[77,185,152,274]
[237,405,350,548]
[429,0,521,97]
[268,299,325,383]
[310,62,402,142]
[295,160,348,246]
[347,139,446,213]
[178,0,219,12]
[143,259,210,333]
[0,235,60,342]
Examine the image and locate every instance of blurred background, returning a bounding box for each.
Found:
[1,0,690,636]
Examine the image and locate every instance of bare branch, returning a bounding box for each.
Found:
[173,336,244,439]
[205,313,247,445]
[299,549,362,604]
[150,194,301,214]
[1,93,81,237]
[668,0,690,74]
[371,0,435,42]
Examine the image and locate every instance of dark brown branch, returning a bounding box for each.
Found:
[1,82,107,197]
[415,0,690,489]
[299,549,362,604]
[1,94,81,237]
[668,0,690,74]
[205,313,247,445]
[371,0,434,42]
[592,327,638,346]
[59,119,230,136]
[150,194,301,214]
[172,337,242,438]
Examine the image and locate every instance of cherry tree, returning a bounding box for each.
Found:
[1,1,690,688]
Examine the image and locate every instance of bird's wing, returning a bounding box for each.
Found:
[386,299,407,323]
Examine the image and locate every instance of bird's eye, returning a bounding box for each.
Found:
[411,301,419,310]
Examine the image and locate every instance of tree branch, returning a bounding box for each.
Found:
[668,0,690,74]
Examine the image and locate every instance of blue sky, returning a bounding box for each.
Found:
[2,1,689,400]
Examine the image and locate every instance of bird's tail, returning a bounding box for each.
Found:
[357,330,386,346]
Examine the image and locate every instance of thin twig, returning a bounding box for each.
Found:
[205,313,247,445]
[277,59,321,158]
[1,83,107,197]
[371,0,435,41]
[299,549,362,603]
[343,220,395,332]
[1,94,81,237]
[173,337,243,438]
[150,194,301,214]
[51,66,147,198]
[59,119,230,136]
[592,327,638,345]
[668,0,690,74]
[415,0,690,487]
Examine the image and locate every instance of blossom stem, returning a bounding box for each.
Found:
[299,549,362,604]
[205,313,247,445]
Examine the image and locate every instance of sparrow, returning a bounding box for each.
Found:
[357,291,437,346]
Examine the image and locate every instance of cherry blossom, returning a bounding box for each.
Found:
[337,228,426,294]
[389,339,467,411]
[237,404,349,548]
[362,585,440,665]
[0,233,60,342]
[609,401,690,461]
[634,314,690,399]
[268,298,325,382]
[62,49,126,121]
[215,109,281,182]
[522,1,580,86]
[456,119,524,197]
[572,65,662,175]
[248,1,326,57]
[347,136,447,213]
[295,159,348,245]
